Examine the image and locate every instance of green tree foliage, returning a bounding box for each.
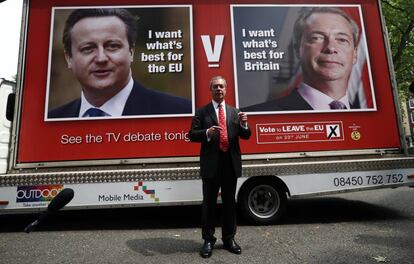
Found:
[381,0,414,99]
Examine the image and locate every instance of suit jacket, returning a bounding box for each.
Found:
[242,88,360,111]
[189,102,251,179]
[48,80,192,118]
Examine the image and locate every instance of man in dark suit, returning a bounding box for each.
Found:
[48,8,191,119]
[189,76,251,258]
[244,7,361,112]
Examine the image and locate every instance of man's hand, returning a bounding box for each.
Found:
[238,112,248,126]
[207,126,222,138]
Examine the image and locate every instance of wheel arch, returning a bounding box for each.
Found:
[237,175,290,202]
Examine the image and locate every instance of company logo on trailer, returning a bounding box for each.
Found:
[16,185,64,203]
[134,181,160,202]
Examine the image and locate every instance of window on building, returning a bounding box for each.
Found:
[409,98,414,109]
[411,112,414,123]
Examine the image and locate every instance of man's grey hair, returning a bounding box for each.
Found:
[293,7,360,54]
[209,76,227,89]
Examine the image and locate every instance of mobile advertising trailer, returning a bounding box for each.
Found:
[0,0,413,224]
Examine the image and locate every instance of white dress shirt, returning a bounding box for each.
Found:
[79,77,134,117]
[212,99,226,120]
[297,82,350,110]
[206,100,226,141]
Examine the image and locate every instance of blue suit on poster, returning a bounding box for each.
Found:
[243,88,361,111]
[48,80,192,118]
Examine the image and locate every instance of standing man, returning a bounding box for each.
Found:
[189,76,251,258]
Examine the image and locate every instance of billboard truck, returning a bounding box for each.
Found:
[0,0,413,224]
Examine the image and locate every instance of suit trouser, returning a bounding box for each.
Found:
[201,151,237,242]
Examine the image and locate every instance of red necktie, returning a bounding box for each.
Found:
[218,104,229,152]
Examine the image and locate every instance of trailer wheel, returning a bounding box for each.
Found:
[238,179,287,225]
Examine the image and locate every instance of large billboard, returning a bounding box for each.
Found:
[46,6,194,120]
[16,0,400,165]
[232,5,375,114]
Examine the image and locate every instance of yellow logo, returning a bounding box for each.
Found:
[351,131,361,141]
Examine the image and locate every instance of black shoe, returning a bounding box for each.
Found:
[223,239,242,254]
[200,240,214,258]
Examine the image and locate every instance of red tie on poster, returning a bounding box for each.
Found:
[218,104,229,152]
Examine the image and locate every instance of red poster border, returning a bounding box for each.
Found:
[16,0,400,165]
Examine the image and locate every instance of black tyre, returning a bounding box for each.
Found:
[238,179,287,225]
